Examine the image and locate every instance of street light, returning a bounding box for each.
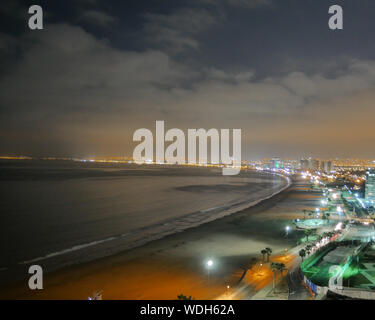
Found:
[285,225,290,237]
[206,259,214,279]
[257,263,263,276]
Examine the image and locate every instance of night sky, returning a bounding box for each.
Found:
[1,0,375,159]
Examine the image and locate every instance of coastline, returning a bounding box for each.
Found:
[0,175,319,300]
[0,166,289,284]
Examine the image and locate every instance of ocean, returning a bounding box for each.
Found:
[0,159,288,283]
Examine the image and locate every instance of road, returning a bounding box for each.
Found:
[287,265,311,300]
[216,243,312,300]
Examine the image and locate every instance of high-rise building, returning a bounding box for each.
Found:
[300,159,309,170]
[321,161,334,173]
[271,157,284,169]
[309,158,320,171]
[365,169,375,203]
[327,161,334,173]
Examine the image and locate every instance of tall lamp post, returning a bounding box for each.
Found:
[206,259,213,280]
[285,225,290,238]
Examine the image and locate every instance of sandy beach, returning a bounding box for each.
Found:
[0,176,320,300]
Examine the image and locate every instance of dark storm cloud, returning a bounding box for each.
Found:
[196,0,273,9]
[79,10,117,27]
[1,0,375,158]
[143,8,222,53]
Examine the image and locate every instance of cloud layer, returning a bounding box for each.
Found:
[1,1,375,158]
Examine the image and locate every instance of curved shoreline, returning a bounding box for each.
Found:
[1,172,296,299]
[0,169,292,293]
[16,171,290,269]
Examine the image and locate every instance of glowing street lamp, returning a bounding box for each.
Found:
[226,285,230,296]
[257,263,263,276]
[285,225,290,237]
[206,259,214,279]
[284,248,288,258]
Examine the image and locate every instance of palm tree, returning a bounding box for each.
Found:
[323,231,330,239]
[305,244,312,256]
[304,229,313,242]
[261,249,267,263]
[276,263,287,277]
[270,262,278,292]
[265,247,272,262]
[177,294,194,300]
[271,262,287,293]
[299,249,306,261]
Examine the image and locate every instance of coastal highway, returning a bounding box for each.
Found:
[287,266,311,300]
[216,245,312,300]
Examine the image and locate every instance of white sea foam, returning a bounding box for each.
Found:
[17,172,290,266]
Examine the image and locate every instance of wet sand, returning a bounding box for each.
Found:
[1,177,320,300]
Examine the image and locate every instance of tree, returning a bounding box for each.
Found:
[304,229,313,242]
[261,249,267,263]
[265,247,272,262]
[299,249,306,261]
[303,209,307,220]
[270,262,278,292]
[276,262,287,277]
[305,244,312,256]
[271,262,287,293]
[326,213,330,221]
[177,294,194,300]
